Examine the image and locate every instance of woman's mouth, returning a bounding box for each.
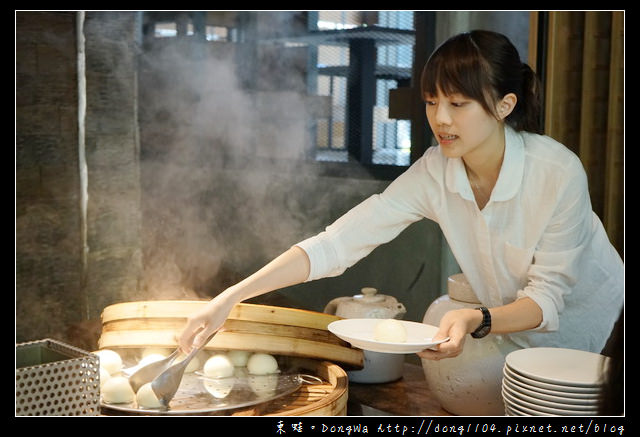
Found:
[438,134,458,145]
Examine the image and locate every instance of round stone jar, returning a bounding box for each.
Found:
[421,274,521,416]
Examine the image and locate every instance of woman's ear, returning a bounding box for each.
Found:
[497,93,517,120]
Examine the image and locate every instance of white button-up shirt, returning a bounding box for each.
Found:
[296,126,623,353]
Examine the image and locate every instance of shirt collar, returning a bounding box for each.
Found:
[445,125,525,202]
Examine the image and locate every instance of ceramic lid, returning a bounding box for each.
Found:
[353,287,385,303]
[447,274,480,304]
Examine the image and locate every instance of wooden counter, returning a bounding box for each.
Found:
[347,362,452,416]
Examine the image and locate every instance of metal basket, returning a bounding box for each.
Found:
[16,338,100,416]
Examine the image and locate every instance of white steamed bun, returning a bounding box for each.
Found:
[246,353,279,375]
[203,353,234,378]
[136,382,163,408]
[373,319,407,343]
[94,349,123,375]
[101,376,134,404]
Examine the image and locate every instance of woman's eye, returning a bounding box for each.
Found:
[451,101,466,107]
[425,100,436,106]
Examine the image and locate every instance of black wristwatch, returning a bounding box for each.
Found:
[470,306,491,338]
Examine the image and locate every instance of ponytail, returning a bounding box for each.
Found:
[506,63,543,134]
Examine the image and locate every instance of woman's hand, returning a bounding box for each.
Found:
[178,295,234,354]
[417,298,543,360]
[177,246,311,354]
[417,308,482,360]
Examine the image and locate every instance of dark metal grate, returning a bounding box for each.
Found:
[311,11,415,166]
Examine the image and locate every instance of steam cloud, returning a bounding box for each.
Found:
[137,35,323,300]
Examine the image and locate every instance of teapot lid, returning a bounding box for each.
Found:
[353,287,385,303]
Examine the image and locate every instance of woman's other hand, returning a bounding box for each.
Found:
[417,308,482,360]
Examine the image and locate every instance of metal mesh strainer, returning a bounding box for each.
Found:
[16,338,101,416]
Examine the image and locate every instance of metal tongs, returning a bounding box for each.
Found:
[128,348,181,393]
[128,332,217,408]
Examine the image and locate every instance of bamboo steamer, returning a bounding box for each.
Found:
[246,358,349,416]
[99,300,363,369]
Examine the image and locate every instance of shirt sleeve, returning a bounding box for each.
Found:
[295,154,438,282]
[516,157,594,332]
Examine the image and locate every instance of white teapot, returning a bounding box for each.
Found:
[324,287,407,384]
[324,287,407,320]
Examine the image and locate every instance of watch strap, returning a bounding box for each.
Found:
[470,306,491,338]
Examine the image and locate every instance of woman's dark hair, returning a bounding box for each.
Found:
[421,30,543,134]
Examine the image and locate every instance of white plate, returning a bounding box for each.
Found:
[502,388,596,416]
[502,390,546,416]
[505,347,608,387]
[502,381,599,413]
[503,365,601,394]
[502,372,600,403]
[327,319,448,354]
[504,404,529,416]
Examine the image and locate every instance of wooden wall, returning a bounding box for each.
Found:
[532,11,624,257]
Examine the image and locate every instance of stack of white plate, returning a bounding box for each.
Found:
[502,347,608,416]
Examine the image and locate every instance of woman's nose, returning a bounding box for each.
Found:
[435,103,452,126]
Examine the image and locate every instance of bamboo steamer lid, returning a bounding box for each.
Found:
[98,300,363,368]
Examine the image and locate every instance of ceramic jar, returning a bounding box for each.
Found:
[421,274,521,415]
[324,287,407,383]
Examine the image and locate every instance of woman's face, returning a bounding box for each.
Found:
[424,89,503,160]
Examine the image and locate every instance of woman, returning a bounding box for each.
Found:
[178,30,624,363]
